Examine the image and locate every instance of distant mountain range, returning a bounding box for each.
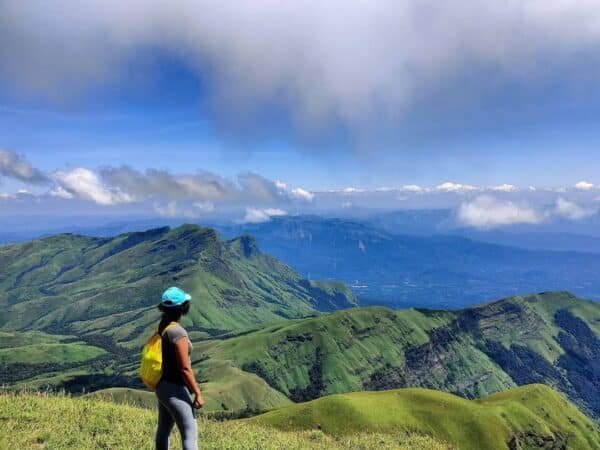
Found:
[219,215,600,308]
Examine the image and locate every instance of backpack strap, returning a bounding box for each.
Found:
[157,321,178,337]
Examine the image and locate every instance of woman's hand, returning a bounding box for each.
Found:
[193,393,205,409]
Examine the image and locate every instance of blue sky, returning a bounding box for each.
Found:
[2,1,600,226]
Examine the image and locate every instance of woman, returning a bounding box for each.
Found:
[155,286,205,450]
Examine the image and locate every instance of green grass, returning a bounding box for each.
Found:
[185,292,600,418]
[85,387,158,409]
[86,365,295,416]
[0,342,105,364]
[471,291,600,361]
[0,330,73,347]
[0,225,356,349]
[251,384,600,450]
[0,330,105,364]
[192,305,514,410]
[0,392,448,450]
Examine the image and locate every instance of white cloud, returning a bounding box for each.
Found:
[290,187,315,202]
[574,180,595,191]
[153,201,178,218]
[153,200,215,218]
[457,195,543,229]
[3,1,600,141]
[0,149,48,184]
[54,168,133,205]
[193,201,215,213]
[554,198,596,220]
[240,207,287,224]
[491,184,517,192]
[48,186,74,199]
[400,184,427,193]
[275,180,287,190]
[437,182,478,193]
[342,187,364,194]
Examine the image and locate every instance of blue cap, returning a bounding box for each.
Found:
[161,287,191,307]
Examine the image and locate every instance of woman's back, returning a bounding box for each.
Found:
[160,323,192,385]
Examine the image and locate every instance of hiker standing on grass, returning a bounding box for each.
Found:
[154,287,204,450]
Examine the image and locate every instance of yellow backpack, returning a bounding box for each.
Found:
[140,322,177,389]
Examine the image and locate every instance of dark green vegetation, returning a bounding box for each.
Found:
[189,291,600,421]
[0,224,354,391]
[252,384,600,450]
[219,215,600,308]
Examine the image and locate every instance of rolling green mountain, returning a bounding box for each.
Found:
[2,227,600,435]
[0,224,355,343]
[0,224,355,392]
[252,384,600,450]
[189,291,600,419]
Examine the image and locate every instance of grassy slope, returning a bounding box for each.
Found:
[252,385,600,450]
[188,292,600,418]
[0,392,448,450]
[0,343,105,364]
[467,291,600,361]
[6,291,599,423]
[194,306,513,404]
[0,330,105,364]
[0,225,355,391]
[0,225,356,346]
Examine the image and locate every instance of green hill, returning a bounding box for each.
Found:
[191,292,600,418]
[2,228,600,425]
[251,384,600,450]
[0,225,355,390]
[0,225,355,342]
[0,392,447,450]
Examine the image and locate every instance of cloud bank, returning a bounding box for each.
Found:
[456,195,599,229]
[2,1,600,141]
[554,197,597,220]
[457,195,543,229]
[2,149,600,227]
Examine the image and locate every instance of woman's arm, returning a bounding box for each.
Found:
[174,337,205,408]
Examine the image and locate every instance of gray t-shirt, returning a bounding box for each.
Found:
[160,323,192,385]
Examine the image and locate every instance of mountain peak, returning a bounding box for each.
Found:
[228,234,261,258]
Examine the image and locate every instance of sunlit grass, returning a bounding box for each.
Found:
[0,392,449,450]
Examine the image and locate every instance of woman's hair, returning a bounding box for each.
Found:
[157,301,190,331]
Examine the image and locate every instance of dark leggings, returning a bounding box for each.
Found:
[155,380,198,450]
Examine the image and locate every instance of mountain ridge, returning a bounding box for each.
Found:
[189,291,600,418]
[218,215,600,308]
[0,224,356,341]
